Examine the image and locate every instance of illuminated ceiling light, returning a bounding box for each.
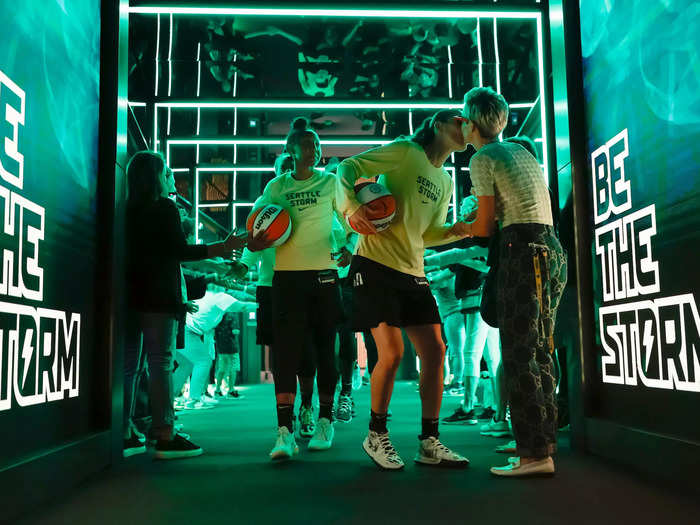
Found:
[128,7,540,19]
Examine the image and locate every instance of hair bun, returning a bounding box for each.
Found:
[291,117,310,131]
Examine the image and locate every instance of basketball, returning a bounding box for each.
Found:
[246,204,292,247]
[348,182,396,233]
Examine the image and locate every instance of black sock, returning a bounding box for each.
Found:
[369,411,388,434]
[319,402,333,421]
[276,404,294,432]
[301,390,313,408]
[340,382,352,396]
[420,418,440,440]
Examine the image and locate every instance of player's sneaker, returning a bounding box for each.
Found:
[298,405,316,439]
[269,426,299,460]
[336,394,353,423]
[362,431,404,470]
[308,418,334,451]
[414,436,469,468]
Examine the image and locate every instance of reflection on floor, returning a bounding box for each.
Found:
[21,382,700,525]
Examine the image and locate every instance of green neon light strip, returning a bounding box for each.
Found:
[197,167,276,172]
[171,139,392,145]
[154,14,160,96]
[199,203,231,208]
[128,101,147,107]
[154,101,534,109]
[536,16,549,182]
[168,14,173,97]
[476,18,483,87]
[129,7,540,19]
[153,102,536,146]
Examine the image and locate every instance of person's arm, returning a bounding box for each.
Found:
[336,141,410,233]
[423,178,468,247]
[238,247,262,274]
[424,246,489,267]
[452,153,497,238]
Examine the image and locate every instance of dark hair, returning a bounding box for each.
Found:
[505,136,538,161]
[411,109,461,147]
[285,117,318,153]
[126,150,166,203]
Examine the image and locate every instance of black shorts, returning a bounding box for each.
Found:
[255,285,274,346]
[348,256,441,331]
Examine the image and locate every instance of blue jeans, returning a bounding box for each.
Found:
[124,311,177,441]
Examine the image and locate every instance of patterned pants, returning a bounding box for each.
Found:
[497,224,567,459]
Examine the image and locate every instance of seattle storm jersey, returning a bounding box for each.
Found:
[257,170,344,271]
[337,140,460,277]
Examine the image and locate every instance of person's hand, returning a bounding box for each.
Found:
[223,231,248,253]
[185,301,199,314]
[448,221,472,238]
[460,195,478,220]
[348,206,377,235]
[225,260,249,280]
[246,231,272,252]
[333,247,353,268]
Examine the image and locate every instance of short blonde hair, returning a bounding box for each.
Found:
[463,87,509,140]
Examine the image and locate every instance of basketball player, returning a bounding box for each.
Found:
[240,154,319,441]
[336,109,473,470]
[248,118,351,460]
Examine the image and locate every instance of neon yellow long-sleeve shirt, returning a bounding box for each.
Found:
[336,140,458,277]
[257,170,344,271]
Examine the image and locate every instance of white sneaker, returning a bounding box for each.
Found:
[490,456,555,477]
[308,417,334,451]
[495,440,517,454]
[414,436,469,468]
[362,431,404,470]
[298,405,316,439]
[183,399,214,410]
[200,395,219,406]
[269,427,299,460]
[480,418,511,437]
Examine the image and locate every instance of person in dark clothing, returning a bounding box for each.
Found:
[123,150,245,459]
[214,312,243,398]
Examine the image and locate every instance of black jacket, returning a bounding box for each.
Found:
[126,198,208,315]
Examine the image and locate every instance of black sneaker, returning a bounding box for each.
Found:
[442,407,478,425]
[123,435,146,458]
[154,434,203,459]
[336,394,353,423]
[479,407,496,420]
[228,389,243,399]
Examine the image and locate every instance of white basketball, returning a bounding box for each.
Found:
[246,204,292,247]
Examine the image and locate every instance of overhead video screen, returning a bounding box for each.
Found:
[0,0,101,468]
[580,0,700,441]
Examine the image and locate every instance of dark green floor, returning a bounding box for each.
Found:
[21,382,700,524]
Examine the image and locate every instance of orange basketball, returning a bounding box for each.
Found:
[246,204,292,247]
[348,182,396,233]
